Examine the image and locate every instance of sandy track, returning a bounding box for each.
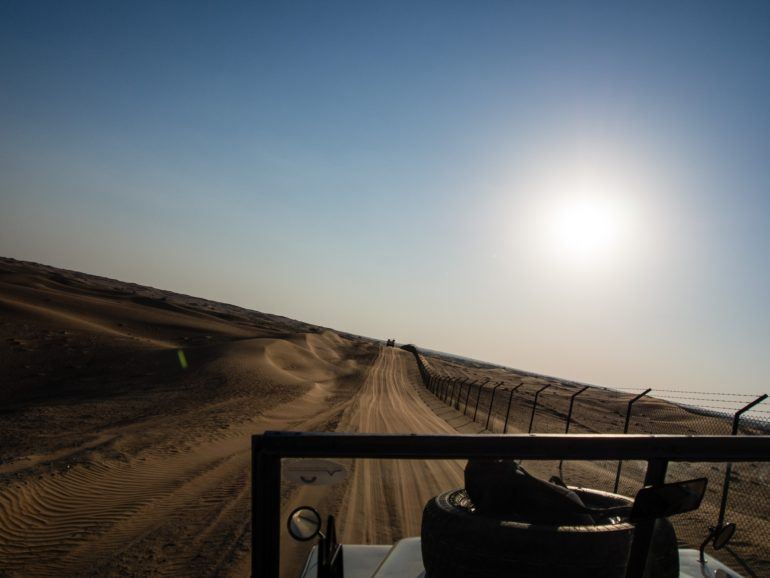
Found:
[275,347,466,578]
[335,348,464,544]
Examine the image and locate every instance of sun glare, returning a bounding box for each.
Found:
[506,141,652,275]
[529,158,639,270]
[549,196,624,264]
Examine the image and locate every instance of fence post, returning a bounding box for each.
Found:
[453,379,462,410]
[716,393,768,528]
[463,380,477,414]
[471,381,482,420]
[453,378,467,409]
[503,384,523,434]
[613,388,652,493]
[485,382,504,431]
[558,386,590,480]
[528,384,552,433]
[449,378,458,407]
[473,378,491,421]
[416,354,425,385]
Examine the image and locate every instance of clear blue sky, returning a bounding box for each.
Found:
[2,1,769,395]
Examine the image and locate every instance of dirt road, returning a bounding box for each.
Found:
[276,346,465,577]
[334,347,464,544]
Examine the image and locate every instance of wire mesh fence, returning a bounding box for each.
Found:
[406,347,770,577]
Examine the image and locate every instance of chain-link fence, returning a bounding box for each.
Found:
[405,346,770,577]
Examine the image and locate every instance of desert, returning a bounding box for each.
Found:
[1,257,767,577]
[5,3,770,576]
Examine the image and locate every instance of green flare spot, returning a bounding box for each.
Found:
[177,349,188,369]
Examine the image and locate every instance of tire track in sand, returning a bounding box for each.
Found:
[0,379,356,577]
[0,346,457,576]
[335,347,464,544]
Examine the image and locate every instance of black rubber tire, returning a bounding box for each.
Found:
[420,489,678,578]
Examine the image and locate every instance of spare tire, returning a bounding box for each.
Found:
[421,488,677,578]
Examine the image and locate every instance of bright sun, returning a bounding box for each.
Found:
[512,148,644,271]
[549,196,624,264]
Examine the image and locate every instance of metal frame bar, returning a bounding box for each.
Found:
[251,432,770,577]
[252,435,282,578]
[257,432,769,460]
[625,458,668,578]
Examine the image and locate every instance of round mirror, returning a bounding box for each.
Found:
[287,506,322,542]
[713,522,736,550]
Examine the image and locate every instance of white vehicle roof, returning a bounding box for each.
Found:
[300,540,743,578]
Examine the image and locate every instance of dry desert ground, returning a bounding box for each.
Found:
[1,257,767,577]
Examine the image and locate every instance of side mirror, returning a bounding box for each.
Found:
[630,478,707,522]
[713,522,736,550]
[287,506,322,542]
[700,522,737,562]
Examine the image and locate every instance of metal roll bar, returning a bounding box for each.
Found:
[252,432,770,578]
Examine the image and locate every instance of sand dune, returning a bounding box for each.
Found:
[0,334,371,576]
[0,258,376,576]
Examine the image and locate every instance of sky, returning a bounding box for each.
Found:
[2,1,769,396]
